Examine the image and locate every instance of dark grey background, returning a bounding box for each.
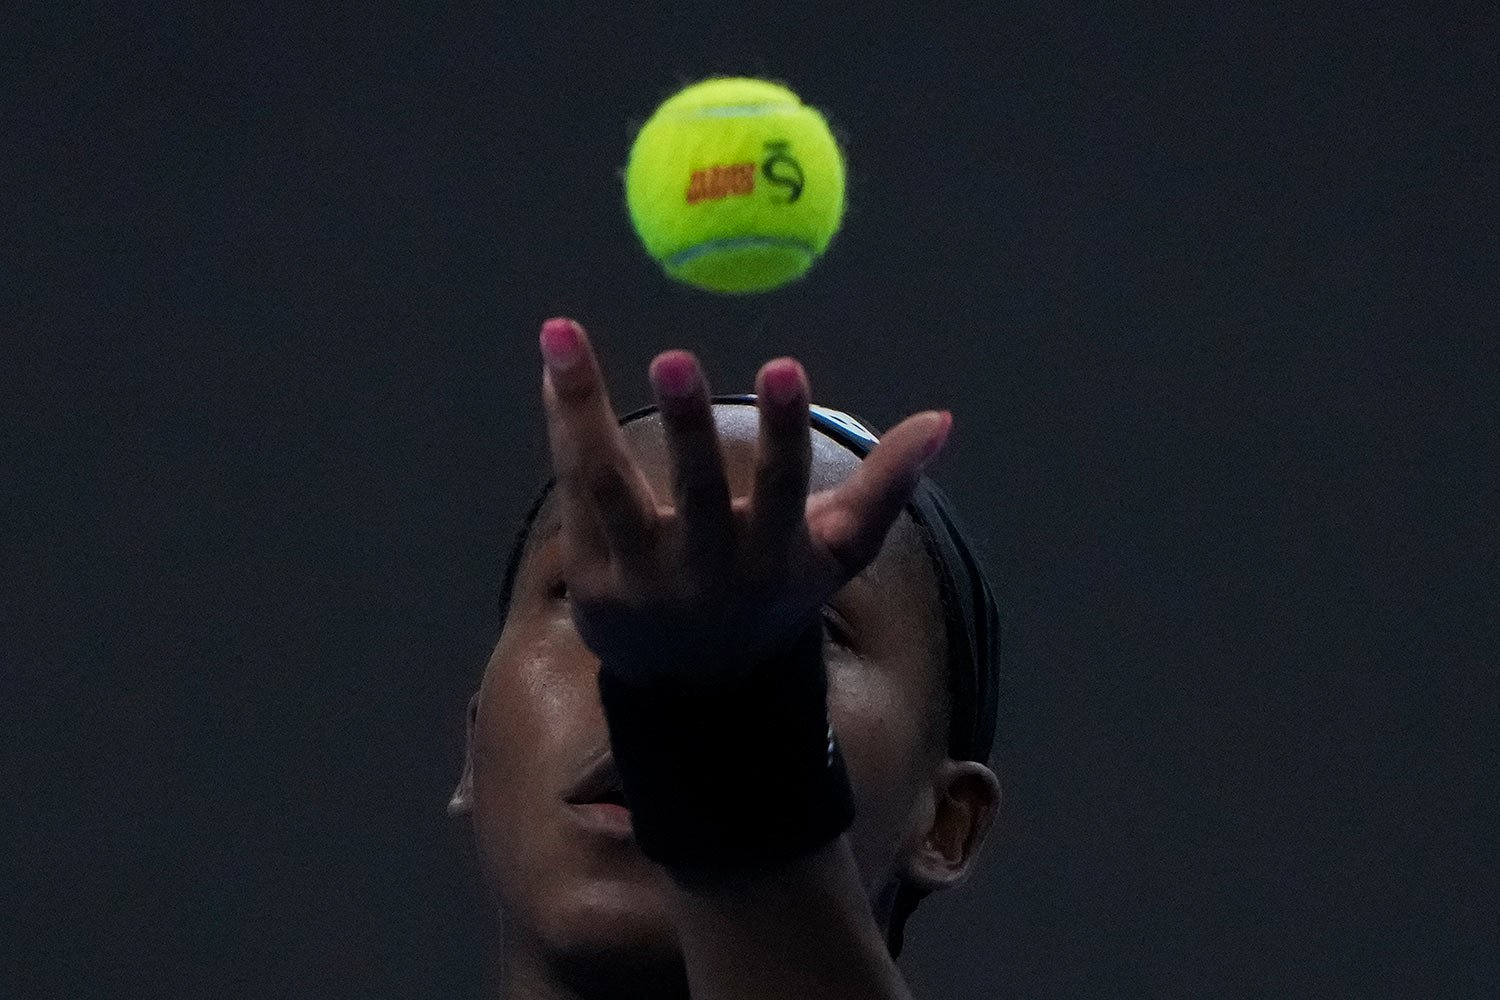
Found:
[5,4,1495,998]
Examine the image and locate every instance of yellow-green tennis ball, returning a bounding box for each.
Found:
[624,77,846,294]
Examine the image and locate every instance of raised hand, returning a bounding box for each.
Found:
[538,316,952,687]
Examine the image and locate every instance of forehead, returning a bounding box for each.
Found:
[521,406,933,596]
[622,405,866,494]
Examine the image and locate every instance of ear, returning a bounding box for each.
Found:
[899,759,1002,893]
[446,693,480,817]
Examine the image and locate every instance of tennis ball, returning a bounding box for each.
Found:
[624,76,846,294]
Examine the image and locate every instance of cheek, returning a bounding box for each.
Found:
[469,630,597,881]
[474,630,593,798]
[827,659,926,865]
[828,657,922,763]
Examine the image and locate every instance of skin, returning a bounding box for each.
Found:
[449,319,1002,999]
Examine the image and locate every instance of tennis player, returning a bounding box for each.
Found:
[448,317,1004,999]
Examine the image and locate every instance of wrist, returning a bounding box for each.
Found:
[596,618,856,873]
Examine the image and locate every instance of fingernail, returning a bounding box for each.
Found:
[919,412,952,464]
[763,361,803,406]
[540,318,582,372]
[653,352,697,399]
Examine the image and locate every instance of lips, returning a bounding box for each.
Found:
[563,751,627,807]
[564,752,634,840]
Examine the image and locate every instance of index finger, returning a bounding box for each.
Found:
[539,317,656,568]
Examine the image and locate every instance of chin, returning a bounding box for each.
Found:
[526,869,682,968]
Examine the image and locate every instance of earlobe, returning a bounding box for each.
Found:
[901,759,1002,893]
[447,693,480,817]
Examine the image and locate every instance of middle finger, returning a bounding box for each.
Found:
[748,357,812,554]
[649,350,734,576]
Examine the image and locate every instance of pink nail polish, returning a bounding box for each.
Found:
[763,362,803,406]
[654,353,697,399]
[540,318,581,371]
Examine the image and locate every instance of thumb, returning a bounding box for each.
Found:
[809,411,951,577]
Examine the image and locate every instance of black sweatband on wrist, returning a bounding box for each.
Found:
[595,619,856,875]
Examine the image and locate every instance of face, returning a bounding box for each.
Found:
[459,408,954,973]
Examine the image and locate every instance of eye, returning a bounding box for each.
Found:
[547,577,568,600]
[820,607,853,649]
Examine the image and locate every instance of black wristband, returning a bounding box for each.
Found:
[595,619,856,875]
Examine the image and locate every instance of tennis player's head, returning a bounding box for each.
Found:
[450,400,1005,991]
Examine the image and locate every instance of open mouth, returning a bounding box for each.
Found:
[564,752,627,807]
[590,788,628,807]
[563,752,635,838]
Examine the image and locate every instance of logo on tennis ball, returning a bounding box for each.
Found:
[683,141,804,206]
[759,141,804,204]
[685,162,754,204]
